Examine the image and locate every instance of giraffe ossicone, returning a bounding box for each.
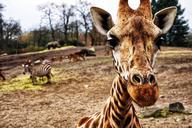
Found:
[77,0,177,127]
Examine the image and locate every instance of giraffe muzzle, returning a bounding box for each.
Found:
[128,72,159,107]
[130,73,157,86]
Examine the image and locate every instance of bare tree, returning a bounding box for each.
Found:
[59,4,74,41]
[3,19,21,43]
[32,25,49,47]
[74,20,80,40]
[76,0,92,45]
[38,3,58,41]
[0,4,4,40]
[67,20,81,40]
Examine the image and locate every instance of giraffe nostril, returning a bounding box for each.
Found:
[148,74,156,85]
[131,74,143,85]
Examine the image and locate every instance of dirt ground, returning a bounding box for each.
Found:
[0,47,192,128]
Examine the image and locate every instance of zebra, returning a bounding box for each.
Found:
[22,59,52,84]
[0,69,6,81]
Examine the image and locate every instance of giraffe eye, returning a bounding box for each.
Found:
[155,36,164,50]
[107,35,119,49]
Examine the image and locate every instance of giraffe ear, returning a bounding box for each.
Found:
[153,6,177,34]
[90,7,114,35]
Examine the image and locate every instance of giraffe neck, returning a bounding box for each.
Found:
[76,75,141,128]
[101,75,141,128]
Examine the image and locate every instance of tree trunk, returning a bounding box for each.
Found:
[64,25,68,41]
[48,10,55,41]
[75,21,79,40]
[84,30,88,45]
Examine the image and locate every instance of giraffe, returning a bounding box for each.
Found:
[76,0,177,127]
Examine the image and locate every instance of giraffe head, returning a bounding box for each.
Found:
[91,0,177,107]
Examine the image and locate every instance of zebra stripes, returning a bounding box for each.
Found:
[22,60,52,84]
[76,75,141,128]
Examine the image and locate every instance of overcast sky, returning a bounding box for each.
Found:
[1,0,192,31]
